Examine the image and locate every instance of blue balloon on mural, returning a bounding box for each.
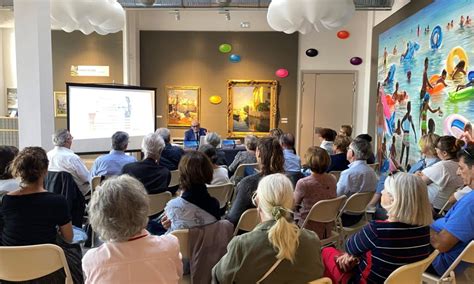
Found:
[229,54,241,63]
[469,71,474,81]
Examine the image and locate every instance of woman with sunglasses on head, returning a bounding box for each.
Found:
[213,173,323,283]
[416,136,464,213]
[322,172,433,283]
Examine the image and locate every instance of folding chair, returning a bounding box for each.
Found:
[233,208,261,236]
[308,277,333,284]
[148,191,172,217]
[232,163,259,185]
[169,170,180,188]
[329,171,342,182]
[385,250,439,283]
[207,183,234,210]
[171,229,190,284]
[337,192,375,242]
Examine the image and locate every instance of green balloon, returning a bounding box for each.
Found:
[219,43,232,53]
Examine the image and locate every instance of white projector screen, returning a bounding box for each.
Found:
[67,83,156,153]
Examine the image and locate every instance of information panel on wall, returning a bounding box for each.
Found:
[67,83,156,153]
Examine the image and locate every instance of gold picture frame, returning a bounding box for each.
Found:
[227,80,278,138]
[54,91,67,117]
[166,86,201,127]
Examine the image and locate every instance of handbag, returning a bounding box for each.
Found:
[256,258,284,284]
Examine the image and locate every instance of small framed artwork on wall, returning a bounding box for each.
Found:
[166,86,200,127]
[54,91,67,117]
[227,80,278,138]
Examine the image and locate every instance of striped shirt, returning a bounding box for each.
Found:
[345,220,431,283]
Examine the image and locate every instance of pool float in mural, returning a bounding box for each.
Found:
[427,75,446,95]
[385,64,396,84]
[446,46,469,79]
[400,41,420,62]
[448,87,474,102]
[430,25,443,50]
[444,114,470,138]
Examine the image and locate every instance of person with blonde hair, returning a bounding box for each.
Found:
[82,175,182,283]
[322,172,432,283]
[408,133,440,173]
[213,173,323,283]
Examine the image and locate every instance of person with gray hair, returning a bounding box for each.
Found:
[155,127,184,170]
[89,131,137,181]
[82,175,183,283]
[121,133,172,194]
[47,129,90,195]
[228,135,258,174]
[205,132,227,166]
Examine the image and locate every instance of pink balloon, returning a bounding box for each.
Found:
[275,68,289,78]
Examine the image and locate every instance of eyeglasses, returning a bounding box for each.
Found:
[191,125,199,128]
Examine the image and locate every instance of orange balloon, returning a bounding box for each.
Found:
[337,30,350,39]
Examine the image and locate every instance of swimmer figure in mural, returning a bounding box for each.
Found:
[420,57,434,100]
[420,94,442,136]
[400,101,417,168]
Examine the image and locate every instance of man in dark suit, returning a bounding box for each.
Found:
[184,120,207,142]
[155,127,184,171]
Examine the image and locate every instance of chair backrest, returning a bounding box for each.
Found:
[329,171,342,182]
[233,163,259,181]
[339,191,375,215]
[148,191,172,216]
[368,163,379,172]
[0,244,72,283]
[207,183,234,209]
[308,277,333,284]
[302,196,347,228]
[171,229,190,259]
[90,176,102,194]
[439,240,474,279]
[385,250,439,284]
[169,170,180,188]
[233,208,260,236]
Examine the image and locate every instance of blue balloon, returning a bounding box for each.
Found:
[468,71,474,81]
[229,54,241,63]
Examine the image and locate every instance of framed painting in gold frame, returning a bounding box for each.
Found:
[227,80,278,138]
[166,86,200,127]
[54,91,67,117]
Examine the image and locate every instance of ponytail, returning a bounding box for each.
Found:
[268,207,300,263]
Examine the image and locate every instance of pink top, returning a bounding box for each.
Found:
[294,173,337,239]
[82,230,183,284]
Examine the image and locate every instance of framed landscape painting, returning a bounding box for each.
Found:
[54,91,67,117]
[166,86,200,127]
[227,80,278,138]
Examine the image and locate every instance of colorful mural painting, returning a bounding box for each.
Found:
[376,0,474,172]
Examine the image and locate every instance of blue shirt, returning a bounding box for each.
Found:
[431,189,474,275]
[408,157,440,174]
[283,149,301,172]
[89,150,136,181]
[337,160,378,197]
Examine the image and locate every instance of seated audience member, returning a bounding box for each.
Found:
[294,147,337,239]
[47,129,90,195]
[162,151,220,232]
[184,119,207,142]
[89,131,136,180]
[339,125,353,137]
[416,136,464,212]
[205,132,227,166]
[213,174,323,283]
[322,172,432,283]
[429,145,474,276]
[228,134,257,174]
[226,137,285,225]
[356,133,376,164]
[337,138,377,226]
[155,127,184,170]
[199,144,231,185]
[121,133,171,194]
[408,133,440,173]
[327,135,351,172]
[280,133,301,173]
[319,128,337,155]
[0,146,19,192]
[269,128,284,140]
[82,175,182,283]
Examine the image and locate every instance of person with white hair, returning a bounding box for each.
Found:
[184,119,207,142]
[47,129,90,195]
[82,175,183,283]
[155,127,184,170]
[213,173,323,283]
[121,133,171,194]
[205,132,227,166]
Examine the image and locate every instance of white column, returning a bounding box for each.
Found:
[14,0,54,149]
[123,10,140,86]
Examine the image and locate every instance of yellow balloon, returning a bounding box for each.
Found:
[209,95,222,104]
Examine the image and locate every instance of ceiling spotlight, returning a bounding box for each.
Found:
[170,10,180,21]
[219,10,231,21]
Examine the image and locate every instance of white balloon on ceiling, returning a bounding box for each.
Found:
[50,0,125,35]
[267,0,355,34]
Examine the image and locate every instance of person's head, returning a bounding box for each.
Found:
[279,133,295,149]
[254,173,300,263]
[52,129,73,148]
[89,175,149,242]
[356,133,373,143]
[436,136,464,160]
[347,137,372,162]
[441,69,447,78]
[464,122,472,133]
[305,146,331,174]
[395,82,399,89]
[407,70,412,80]
[11,147,49,185]
[423,93,430,103]
[406,101,412,112]
[198,144,218,165]
[244,135,258,151]
[111,131,129,151]
[178,151,213,190]
[141,133,165,160]
[205,132,221,148]
[333,135,352,153]
[339,125,353,137]
[155,127,171,144]
[424,57,429,69]
[419,133,440,157]
[0,146,19,180]
[191,120,201,132]
[428,118,436,134]
[457,144,474,188]
[382,172,432,226]
[455,60,466,70]
[269,128,284,140]
[256,137,284,176]
[320,128,337,142]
